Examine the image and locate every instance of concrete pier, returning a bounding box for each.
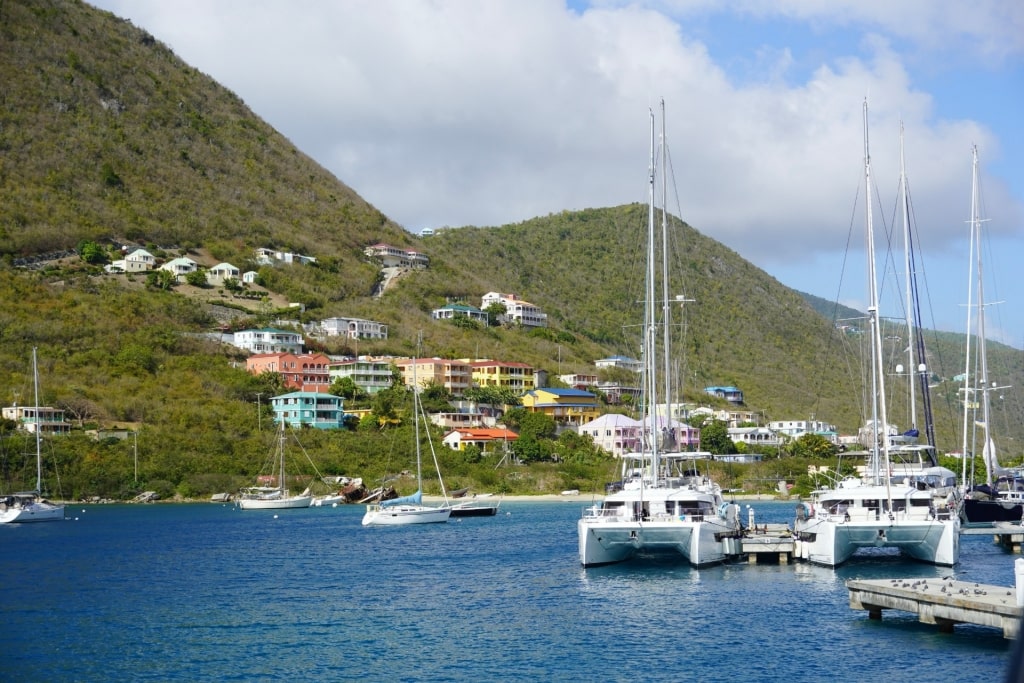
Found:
[961,522,1024,553]
[847,578,1023,638]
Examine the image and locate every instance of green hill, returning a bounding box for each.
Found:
[0,0,1020,500]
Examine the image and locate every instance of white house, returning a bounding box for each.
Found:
[578,413,641,457]
[206,262,240,286]
[242,271,259,284]
[480,292,547,329]
[160,256,199,281]
[232,328,304,354]
[106,248,155,274]
[432,303,488,324]
[594,355,642,373]
[727,426,782,450]
[317,317,388,340]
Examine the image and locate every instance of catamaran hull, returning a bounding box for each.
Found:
[578,517,736,567]
[0,501,65,523]
[794,518,959,567]
[238,496,312,510]
[362,504,451,526]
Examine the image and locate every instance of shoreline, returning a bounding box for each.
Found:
[58,492,788,505]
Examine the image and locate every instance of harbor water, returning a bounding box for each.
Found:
[0,500,1017,681]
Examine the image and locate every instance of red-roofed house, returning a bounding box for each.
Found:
[442,427,519,452]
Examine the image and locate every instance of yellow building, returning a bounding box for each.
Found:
[469,360,536,392]
[521,388,601,426]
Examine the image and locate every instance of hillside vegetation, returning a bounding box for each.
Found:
[0,0,1021,501]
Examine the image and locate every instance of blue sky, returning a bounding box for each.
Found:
[90,1,1024,348]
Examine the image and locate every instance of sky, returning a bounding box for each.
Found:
[89,0,1024,349]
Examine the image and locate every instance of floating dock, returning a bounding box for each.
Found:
[741,523,795,564]
[847,577,1023,639]
[962,522,1024,553]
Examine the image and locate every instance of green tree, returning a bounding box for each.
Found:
[185,270,207,287]
[699,419,735,455]
[483,302,506,326]
[787,433,837,459]
[78,240,106,264]
[146,269,176,291]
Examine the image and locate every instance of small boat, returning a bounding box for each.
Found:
[311,494,345,507]
[210,492,232,503]
[237,422,313,510]
[363,338,451,526]
[447,497,501,517]
[0,348,65,524]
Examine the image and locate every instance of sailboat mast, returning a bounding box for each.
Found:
[278,422,286,496]
[970,147,996,487]
[645,107,660,485]
[32,347,42,493]
[660,98,673,446]
[414,336,423,494]
[959,148,978,486]
[863,101,893,499]
[899,122,918,433]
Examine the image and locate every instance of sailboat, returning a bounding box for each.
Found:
[792,101,959,567]
[0,348,66,524]
[237,421,313,510]
[959,146,1020,526]
[362,345,451,526]
[577,101,741,567]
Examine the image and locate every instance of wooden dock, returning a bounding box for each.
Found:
[847,578,1023,639]
[741,523,795,564]
[961,522,1024,553]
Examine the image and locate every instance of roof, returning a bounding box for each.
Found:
[527,388,595,398]
[581,413,640,429]
[445,428,518,441]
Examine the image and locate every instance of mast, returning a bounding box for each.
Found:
[863,100,893,503]
[959,147,978,487]
[645,107,660,485]
[898,122,936,447]
[660,98,672,450]
[414,334,423,494]
[898,122,917,434]
[278,421,286,496]
[971,146,997,487]
[32,347,42,493]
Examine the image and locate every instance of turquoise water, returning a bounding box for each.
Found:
[0,500,1016,681]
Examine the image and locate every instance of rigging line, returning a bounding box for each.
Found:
[810,184,862,425]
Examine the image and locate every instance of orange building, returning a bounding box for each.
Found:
[246,352,332,393]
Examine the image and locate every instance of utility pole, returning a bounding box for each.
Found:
[256,393,263,432]
[133,430,138,486]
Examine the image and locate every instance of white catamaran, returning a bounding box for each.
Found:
[792,102,959,567]
[577,101,741,567]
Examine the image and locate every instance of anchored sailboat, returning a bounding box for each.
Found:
[792,102,959,567]
[577,101,740,567]
[0,348,65,524]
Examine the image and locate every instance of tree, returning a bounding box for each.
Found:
[78,240,106,264]
[146,270,176,291]
[787,433,837,459]
[483,302,506,326]
[699,419,735,455]
[185,270,207,287]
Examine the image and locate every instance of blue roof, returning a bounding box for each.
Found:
[529,388,596,398]
[705,386,741,392]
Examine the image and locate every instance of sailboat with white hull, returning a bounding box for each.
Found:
[793,102,959,567]
[237,421,313,510]
[578,101,740,568]
[959,146,1019,527]
[362,341,451,526]
[0,348,65,524]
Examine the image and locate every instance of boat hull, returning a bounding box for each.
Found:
[362,504,451,526]
[0,500,65,524]
[448,502,499,517]
[961,498,1024,526]
[578,514,737,567]
[237,496,312,510]
[794,516,959,567]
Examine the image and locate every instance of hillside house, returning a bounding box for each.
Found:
[1,404,70,435]
[433,303,489,324]
[394,357,472,397]
[233,328,304,354]
[769,419,838,442]
[521,388,601,427]
[469,360,536,393]
[160,256,199,281]
[481,292,547,329]
[106,248,155,274]
[704,385,744,404]
[594,356,642,373]
[442,427,518,452]
[270,391,345,429]
[579,413,642,456]
[728,426,782,450]
[316,317,388,340]
[254,248,317,266]
[247,352,331,392]
[364,243,429,269]
[206,262,240,285]
[328,357,395,395]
